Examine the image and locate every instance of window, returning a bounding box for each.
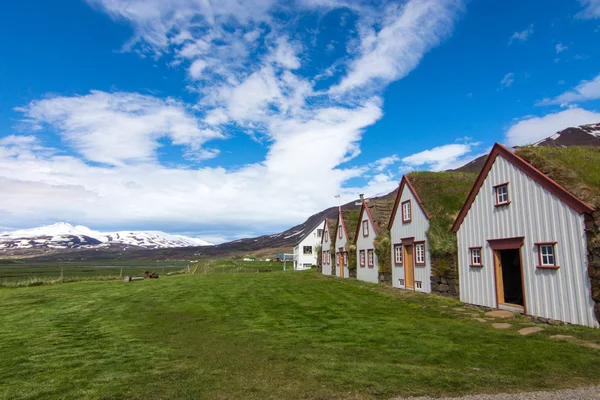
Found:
[469,247,482,267]
[368,249,374,267]
[362,220,369,237]
[402,200,412,223]
[322,252,327,265]
[360,250,366,267]
[415,281,422,289]
[398,279,405,287]
[343,252,348,265]
[336,252,340,265]
[415,242,426,265]
[394,244,403,265]
[536,242,558,268]
[495,183,510,206]
[303,246,312,255]
[339,225,343,238]
[324,231,328,242]
[317,229,323,238]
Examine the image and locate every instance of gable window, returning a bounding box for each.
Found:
[402,200,412,223]
[324,231,328,242]
[303,246,312,255]
[360,250,366,267]
[415,242,426,265]
[368,249,374,267]
[469,247,482,267]
[363,220,369,237]
[536,242,559,268]
[394,244,403,266]
[494,183,510,206]
[339,225,343,238]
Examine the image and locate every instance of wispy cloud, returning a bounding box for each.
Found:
[508,24,534,45]
[505,108,600,146]
[555,43,568,53]
[577,0,600,19]
[537,73,600,106]
[500,72,515,88]
[400,141,482,172]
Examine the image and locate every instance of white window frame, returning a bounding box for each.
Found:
[402,200,411,223]
[415,281,422,290]
[368,249,374,267]
[394,244,403,265]
[495,184,509,206]
[536,242,558,268]
[470,247,482,266]
[362,220,369,237]
[359,250,366,267]
[415,242,425,265]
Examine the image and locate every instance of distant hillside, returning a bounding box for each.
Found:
[453,123,600,174]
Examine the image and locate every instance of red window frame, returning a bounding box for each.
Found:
[324,231,328,242]
[535,242,559,269]
[359,250,366,267]
[494,182,510,207]
[469,246,483,267]
[401,200,412,223]
[367,249,374,267]
[338,225,342,239]
[393,244,403,266]
[362,220,369,237]
[414,241,426,266]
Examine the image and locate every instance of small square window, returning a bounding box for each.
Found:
[415,281,422,289]
[495,183,510,206]
[415,242,426,265]
[362,220,369,236]
[394,244,403,265]
[398,279,405,287]
[402,200,412,223]
[359,250,366,267]
[470,247,482,267]
[536,243,558,268]
[368,249,374,267]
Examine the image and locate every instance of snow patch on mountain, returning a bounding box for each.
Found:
[0,222,213,250]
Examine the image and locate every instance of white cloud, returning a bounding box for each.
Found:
[555,43,568,53]
[537,74,600,106]
[577,0,600,19]
[400,142,481,171]
[508,24,534,45]
[1,0,465,235]
[500,72,515,88]
[17,91,224,166]
[505,108,600,146]
[331,0,463,92]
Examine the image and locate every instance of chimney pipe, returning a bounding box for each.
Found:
[359,193,364,201]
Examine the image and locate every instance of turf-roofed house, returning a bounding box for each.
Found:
[320,218,335,276]
[452,143,600,328]
[388,172,476,295]
[354,194,380,283]
[332,208,360,278]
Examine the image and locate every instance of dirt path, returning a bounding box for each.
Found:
[397,386,600,400]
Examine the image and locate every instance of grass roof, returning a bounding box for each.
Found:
[407,171,478,257]
[515,146,600,209]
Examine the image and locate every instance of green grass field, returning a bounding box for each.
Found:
[0,259,287,285]
[1,271,600,399]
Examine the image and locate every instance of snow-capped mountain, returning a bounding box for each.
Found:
[0,222,213,251]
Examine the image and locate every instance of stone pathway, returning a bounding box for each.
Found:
[518,327,544,335]
[397,385,600,400]
[491,323,511,329]
[551,334,600,349]
[484,310,515,319]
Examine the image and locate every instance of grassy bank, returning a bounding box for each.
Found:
[1,271,600,399]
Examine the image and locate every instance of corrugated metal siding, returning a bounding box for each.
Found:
[389,185,431,293]
[356,213,379,284]
[457,155,598,328]
[335,223,349,278]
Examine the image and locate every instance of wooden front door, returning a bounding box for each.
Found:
[494,249,525,311]
[404,245,414,289]
[338,249,345,278]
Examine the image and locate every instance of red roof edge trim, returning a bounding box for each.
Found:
[451,143,595,233]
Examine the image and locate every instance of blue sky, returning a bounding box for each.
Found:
[1,0,600,243]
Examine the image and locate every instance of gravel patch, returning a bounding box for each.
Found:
[396,386,600,400]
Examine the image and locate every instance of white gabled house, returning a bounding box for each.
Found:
[293,220,324,270]
[321,218,334,275]
[388,176,432,293]
[355,195,379,284]
[452,143,598,328]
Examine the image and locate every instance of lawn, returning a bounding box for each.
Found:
[1,271,600,399]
